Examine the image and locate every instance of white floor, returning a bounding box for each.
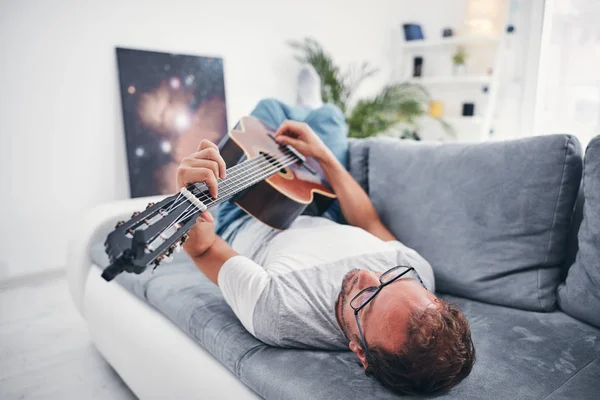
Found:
[0,275,135,400]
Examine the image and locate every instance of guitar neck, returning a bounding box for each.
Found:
[102,147,301,281]
[184,153,292,210]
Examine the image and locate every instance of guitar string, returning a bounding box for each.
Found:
[159,153,299,237]
[189,144,298,204]
[159,153,296,236]
[179,155,280,207]
[168,154,300,232]
[166,152,295,214]
[191,153,297,206]
[163,154,295,232]
[166,155,269,212]
[167,146,297,211]
[170,150,299,214]
[169,157,298,236]
[189,154,297,215]
[165,141,296,211]
[175,153,298,223]
[152,153,300,252]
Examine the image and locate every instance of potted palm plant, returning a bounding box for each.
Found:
[288,38,453,139]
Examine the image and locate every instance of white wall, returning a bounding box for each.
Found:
[0,0,468,278]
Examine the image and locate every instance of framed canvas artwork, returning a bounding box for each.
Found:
[116,47,228,197]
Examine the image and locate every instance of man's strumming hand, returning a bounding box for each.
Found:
[274,120,396,241]
[274,120,335,164]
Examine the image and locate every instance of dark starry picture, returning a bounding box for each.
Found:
[116,47,228,197]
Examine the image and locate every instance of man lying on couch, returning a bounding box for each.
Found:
[176,95,475,395]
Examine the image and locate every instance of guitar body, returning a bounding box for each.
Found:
[219,116,336,230]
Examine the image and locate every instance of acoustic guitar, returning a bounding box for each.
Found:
[102,116,336,281]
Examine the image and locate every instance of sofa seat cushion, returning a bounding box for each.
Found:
[558,136,600,328]
[91,244,600,399]
[355,135,582,311]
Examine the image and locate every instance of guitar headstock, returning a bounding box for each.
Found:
[102,188,203,281]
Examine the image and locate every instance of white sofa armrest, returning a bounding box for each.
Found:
[67,195,164,317]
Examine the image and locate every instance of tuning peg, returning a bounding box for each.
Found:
[175,243,182,253]
[146,202,156,209]
[131,211,140,218]
[180,234,189,244]
[163,255,173,264]
[115,220,125,229]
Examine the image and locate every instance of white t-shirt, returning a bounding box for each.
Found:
[217,216,435,350]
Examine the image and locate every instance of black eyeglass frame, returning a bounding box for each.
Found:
[350,266,426,357]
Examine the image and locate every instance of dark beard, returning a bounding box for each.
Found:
[337,269,360,342]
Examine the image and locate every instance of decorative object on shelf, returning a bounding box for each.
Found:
[402,23,424,41]
[463,0,506,35]
[428,100,444,118]
[412,56,423,77]
[288,38,453,139]
[506,24,515,33]
[116,48,228,197]
[462,103,475,116]
[442,28,454,37]
[452,46,468,76]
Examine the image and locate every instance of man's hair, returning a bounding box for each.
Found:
[365,299,475,395]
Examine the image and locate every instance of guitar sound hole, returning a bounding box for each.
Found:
[259,151,288,174]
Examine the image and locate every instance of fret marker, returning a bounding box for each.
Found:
[180,187,207,212]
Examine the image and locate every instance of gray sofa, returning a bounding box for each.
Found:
[90,134,600,399]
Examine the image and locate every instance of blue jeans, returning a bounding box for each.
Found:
[216,98,349,241]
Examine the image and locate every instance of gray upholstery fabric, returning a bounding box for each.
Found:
[358,135,582,311]
[348,138,370,193]
[562,186,584,278]
[558,136,600,328]
[88,134,598,398]
[90,245,600,399]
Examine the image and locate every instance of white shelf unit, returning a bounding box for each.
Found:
[398,4,510,141]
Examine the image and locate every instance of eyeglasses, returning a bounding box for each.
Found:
[350,266,426,357]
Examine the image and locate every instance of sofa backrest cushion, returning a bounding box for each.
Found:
[351,135,582,311]
[558,136,600,328]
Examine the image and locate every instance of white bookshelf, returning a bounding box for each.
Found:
[398,3,511,141]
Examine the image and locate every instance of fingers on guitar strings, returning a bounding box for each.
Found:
[190,147,226,179]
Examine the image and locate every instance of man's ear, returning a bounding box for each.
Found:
[349,340,368,369]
